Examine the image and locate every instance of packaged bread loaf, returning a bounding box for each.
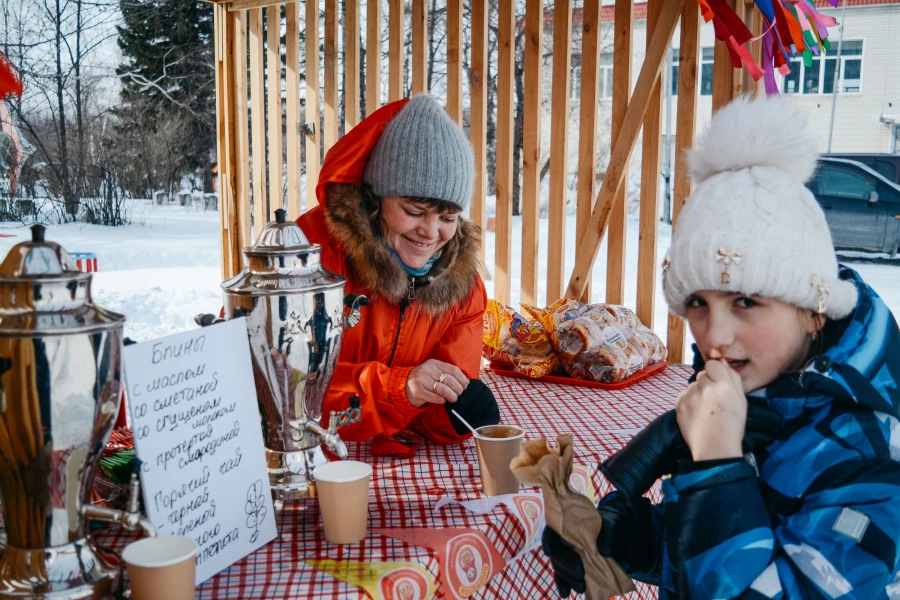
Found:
[482,300,558,378]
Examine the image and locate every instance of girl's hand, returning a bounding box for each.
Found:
[406,359,468,407]
[675,359,747,461]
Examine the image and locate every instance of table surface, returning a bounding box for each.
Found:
[99,365,690,599]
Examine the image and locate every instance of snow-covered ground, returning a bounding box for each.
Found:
[1,200,898,355]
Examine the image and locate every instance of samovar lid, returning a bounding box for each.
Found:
[222,209,346,296]
[0,224,125,335]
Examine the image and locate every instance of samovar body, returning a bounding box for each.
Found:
[222,210,364,497]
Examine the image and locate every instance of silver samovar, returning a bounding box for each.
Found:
[0,225,155,599]
[221,209,366,499]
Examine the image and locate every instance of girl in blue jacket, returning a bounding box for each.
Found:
[542,96,900,599]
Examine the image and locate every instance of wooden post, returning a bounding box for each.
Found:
[712,0,735,111]
[323,0,338,154]
[494,0,514,306]
[637,0,662,328]
[345,0,360,129]
[305,0,320,209]
[606,0,632,305]
[285,2,302,215]
[266,5,283,213]
[565,0,686,300]
[548,0,573,302]
[576,0,601,304]
[234,10,252,252]
[249,8,267,236]
[667,0,700,364]
[389,0,405,102]
[520,0,542,307]
[412,0,427,95]
[215,4,239,279]
[469,0,488,268]
[446,0,463,124]
[366,0,382,115]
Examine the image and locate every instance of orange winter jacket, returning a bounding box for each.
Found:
[296,99,486,444]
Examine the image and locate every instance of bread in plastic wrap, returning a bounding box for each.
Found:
[482,300,558,378]
[523,300,666,383]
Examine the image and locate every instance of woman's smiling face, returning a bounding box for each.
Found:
[380,196,459,269]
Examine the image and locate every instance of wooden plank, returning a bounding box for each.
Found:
[637,0,662,328]
[667,0,700,364]
[226,0,282,12]
[285,2,302,216]
[606,0,632,305]
[547,0,573,302]
[469,0,487,268]
[494,0,514,306]
[576,0,601,304]
[520,0,542,307]
[712,0,735,111]
[743,0,763,99]
[565,0,686,300]
[366,0,382,115]
[249,8,267,235]
[446,0,463,124]
[235,10,252,251]
[266,5,283,214]
[323,0,338,154]
[305,0,320,209]
[412,0,427,95]
[215,4,237,280]
[388,0,405,102]
[345,0,360,128]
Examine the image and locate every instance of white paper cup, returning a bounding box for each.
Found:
[123,535,198,600]
[475,425,525,496]
[315,460,373,544]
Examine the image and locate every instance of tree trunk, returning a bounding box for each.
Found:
[55,0,75,218]
[512,28,525,216]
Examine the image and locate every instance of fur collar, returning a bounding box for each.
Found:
[324,183,482,315]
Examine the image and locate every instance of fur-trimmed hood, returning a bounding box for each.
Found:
[324,182,482,315]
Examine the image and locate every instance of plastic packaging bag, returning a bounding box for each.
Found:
[482,300,558,378]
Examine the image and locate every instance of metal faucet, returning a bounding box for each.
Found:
[81,459,157,538]
[289,396,362,460]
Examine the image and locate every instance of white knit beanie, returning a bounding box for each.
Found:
[663,95,858,320]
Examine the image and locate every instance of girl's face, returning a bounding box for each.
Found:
[380,196,459,269]
[686,291,822,393]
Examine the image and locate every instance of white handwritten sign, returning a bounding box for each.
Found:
[124,318,277,585]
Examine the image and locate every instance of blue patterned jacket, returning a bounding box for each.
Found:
[627,268,900,599]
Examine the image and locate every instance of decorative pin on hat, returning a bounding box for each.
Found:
[716,248,742,284]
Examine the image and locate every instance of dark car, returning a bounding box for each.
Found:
[823,153,900,186]
[806,157,900,257]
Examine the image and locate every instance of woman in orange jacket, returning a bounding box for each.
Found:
[296,94,500,455]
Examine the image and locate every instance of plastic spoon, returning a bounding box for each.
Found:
[451,409,486,439]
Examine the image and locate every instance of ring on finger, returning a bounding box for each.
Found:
[438,372,448,384]
[433,379,439,392]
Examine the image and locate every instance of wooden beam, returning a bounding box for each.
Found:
[345,0,360,129]
[446,0,463,124]
[637,0,662,328]
[215,4,238,279]
[576,0,601,304]
[266,5,283,214]
[520,0,542,307]
[412,0,427,95]
[565,0,686,300]
[305,0,320,209]
[389,0,405,102]
[226,0,282,12]
[494,0,514,306]
[712,0,735,111]
[548,0,573,302]
[366,0,382,115]
[249,8,267,236]
[234,10,252,251]
[606,0,632,305]
[285,2,301,216]
[469,0,487,268]
[323,0,338,154]
[667,0,700,364]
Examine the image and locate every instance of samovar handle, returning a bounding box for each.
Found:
[343,294,369,328]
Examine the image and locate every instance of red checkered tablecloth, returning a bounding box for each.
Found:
[96,365,689,599]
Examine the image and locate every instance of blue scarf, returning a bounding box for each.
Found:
[386,245,442,277]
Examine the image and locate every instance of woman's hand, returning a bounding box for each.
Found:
[675,359,747,461]
[406,359,469,408]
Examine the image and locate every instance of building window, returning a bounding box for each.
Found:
[782,40,863,95]
[670,47,714,96]
[571,53,582,99]
[599,52,613,99]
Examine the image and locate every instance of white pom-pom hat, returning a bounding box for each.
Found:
[663,95,858,320]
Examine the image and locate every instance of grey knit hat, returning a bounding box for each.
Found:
[363,94,475,210]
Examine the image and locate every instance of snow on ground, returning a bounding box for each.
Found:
[1,200,898,355]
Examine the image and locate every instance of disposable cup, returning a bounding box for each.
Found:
[475,424,525,496]
[315,460,373,544]
[122,535,198,600]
